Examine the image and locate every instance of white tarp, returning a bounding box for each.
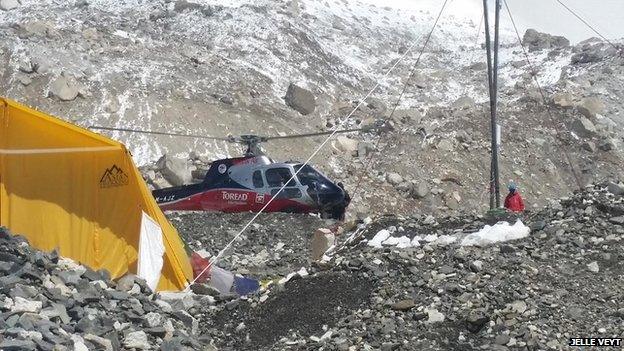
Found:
[461,220,531,247]
[209,265,235,294]
[137,211,166,291]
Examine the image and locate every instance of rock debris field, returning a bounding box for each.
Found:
[1,181,624,350]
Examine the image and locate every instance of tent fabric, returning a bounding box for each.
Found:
[0,98,192,291]
[137,211,166,292]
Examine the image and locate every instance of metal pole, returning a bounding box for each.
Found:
[482,0,496,210]
[492,0,501,207]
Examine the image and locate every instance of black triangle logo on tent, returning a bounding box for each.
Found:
[100,164,129,188]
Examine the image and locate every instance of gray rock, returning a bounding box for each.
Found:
[523,29,569,51]
[116,274,136,292]
[598,138,615,151]
[357,141,376,158]
[452,96,475,110]
[144,312,163,328]
[335,136,359,154]
[576,97,604,119]
[469,260,483,272]
[552,92,574,108]
[609,216,624,225]
[381,342,399,351]
[425,309,445,323]
[11,296,42,313]
[495,334,511,345]
[411,182,430,199]
[390,299,416,311]
[123,331,149,350]
[581,141,596,152]
[567,306,585,320]
[40,303,71,324]
[0,0,19,11]
[572,41,616,64]
[607,182,624,196]
[172,310,199,334]
[18,75,32,86]
[436,138,455,152]
[386,173,403,186]
[49,74,80,101]
[0,339,36,350]
[466,312,489,333]
[84,334,113,351]
[310,228,335,261]
[155,154,191,187]
[174,0,204,12]
[158,291,195,311]
[569,116,596,138]
[284,83,316,115]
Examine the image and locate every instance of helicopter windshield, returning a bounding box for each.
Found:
[293,164,330,187]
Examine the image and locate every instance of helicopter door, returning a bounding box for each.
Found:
[264,167,302,200]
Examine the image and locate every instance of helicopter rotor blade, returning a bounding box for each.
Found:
[88,126,231,141]
[263,126,380,141]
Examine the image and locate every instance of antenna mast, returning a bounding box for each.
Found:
[483,0,502,209]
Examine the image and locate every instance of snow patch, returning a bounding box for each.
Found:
[461,220,531,247]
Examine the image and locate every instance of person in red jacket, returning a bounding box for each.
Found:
[504,182,525,212]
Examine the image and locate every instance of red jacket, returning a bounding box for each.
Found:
[504,191,525,212]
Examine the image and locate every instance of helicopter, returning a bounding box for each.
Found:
[89,125,383,219]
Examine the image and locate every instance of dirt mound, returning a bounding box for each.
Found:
[207,272,375,349]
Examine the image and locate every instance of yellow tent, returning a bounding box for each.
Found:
[0,98,192,291]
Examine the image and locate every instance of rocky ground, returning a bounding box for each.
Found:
[2,176,624,350]
[0,227,213,350]
[181,181,624,351]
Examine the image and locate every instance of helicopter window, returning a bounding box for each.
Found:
[271,188,302,199]
[293,164,328,187]
[265,168,296,187]
[252,170,264,188]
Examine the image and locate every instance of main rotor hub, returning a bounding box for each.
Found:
[228,134,268,157]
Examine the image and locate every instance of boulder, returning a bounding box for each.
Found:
[386,173,403,186]
[284,83,316,115]
[569,117,596,138]
[357,141,376,158]
[552,92,574,108]
[411,182,430,199]
[522,29,569,52]
[436,138,455,152]
[391,299,416,311]
[152,176,172,190]
[310,228,335,261]
[174,0,205,12]
[576,97,605,119]
[581,141,596,152]
[425,308,445,324]
[365,97,387,114]
[17,21,55,39]
[392,109,422,124]
[451,96,475,110]
[607,182,624,196]
[0,0,19,11]
[11,297,42,313]
[155,154,191,186]
[587,261,599,273]
[571,40,617,64]
[123,331,149,350]
[49,75,80,101]
[598,138,616,151]
[334,136,359,154]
